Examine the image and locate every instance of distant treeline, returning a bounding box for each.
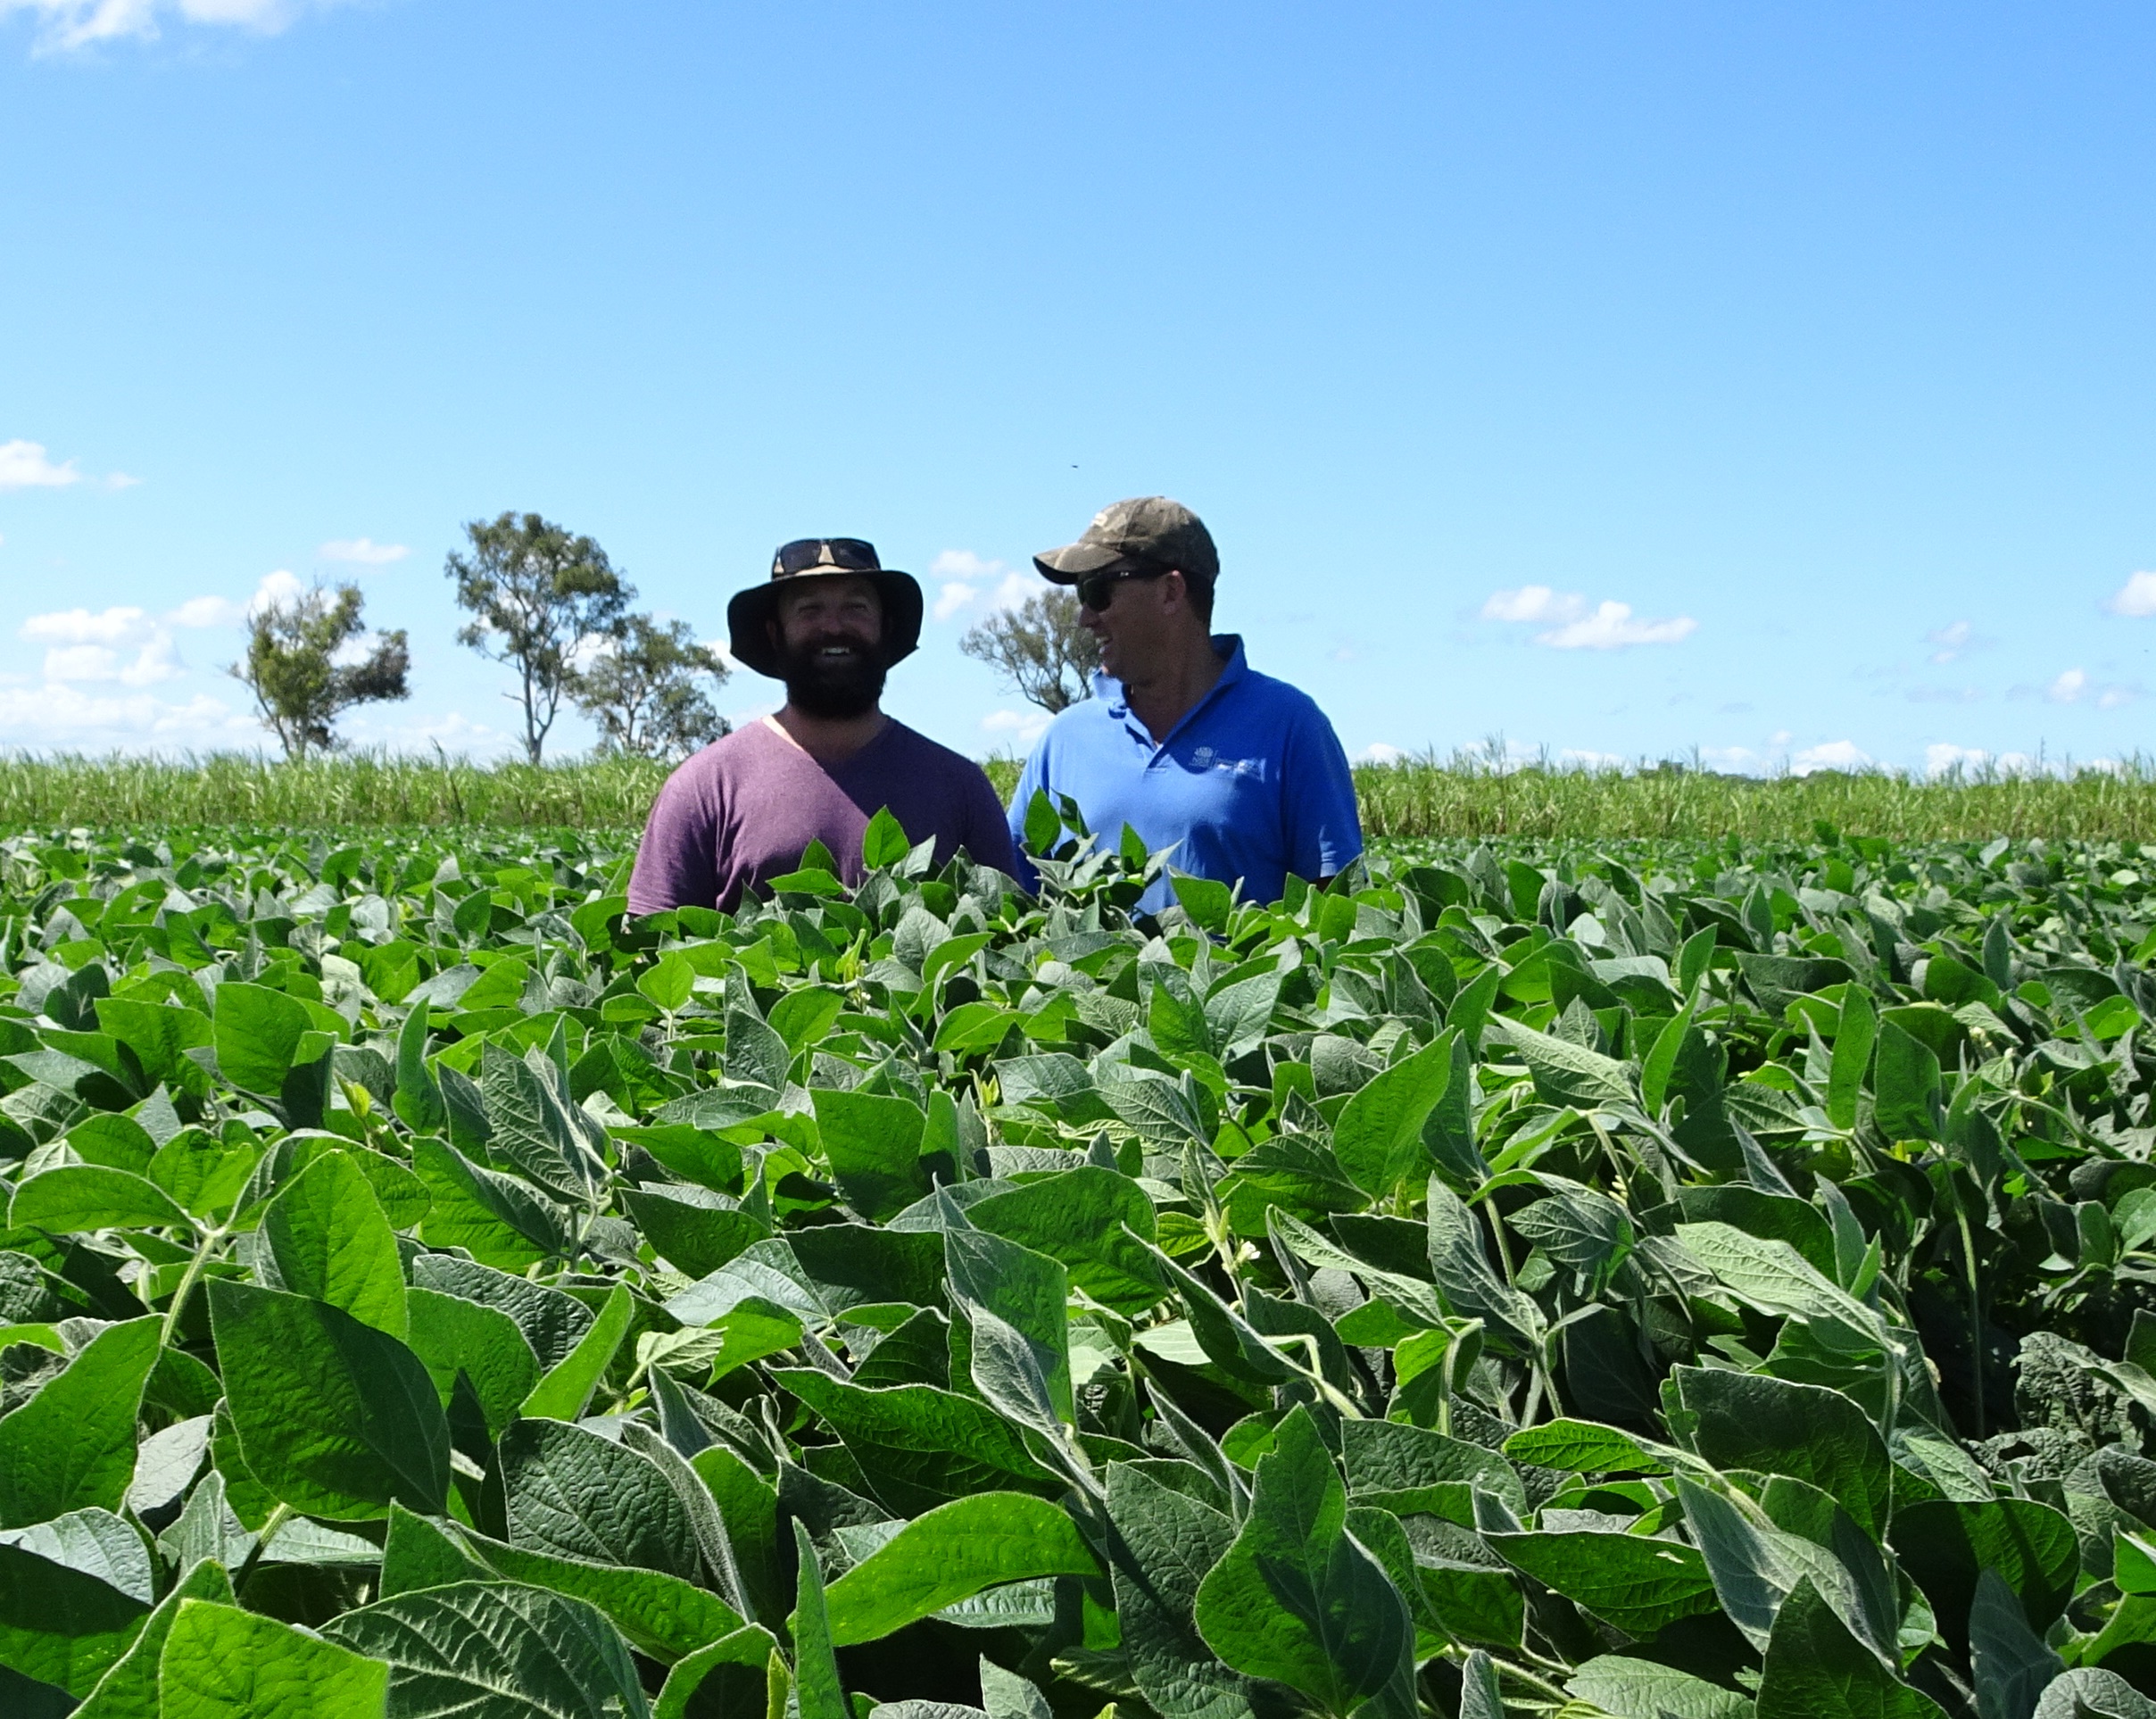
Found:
[5,750,2156,843]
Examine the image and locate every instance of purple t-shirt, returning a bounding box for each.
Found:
[626,718,1016,914]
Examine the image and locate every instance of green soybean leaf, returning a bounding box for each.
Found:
[149,1130,262,1221]
[812,1089,929,1223]
[156,1598,387,1719]
[262,1149,407,1341]
[0,1316,162,1527]
[211,983,312,1097]
[967,1167,1164,1314]
[458,1519,742,1664]
[640,951,695,1014]
[410,1254,593,1372]
[520,1281,632,1422]
[820,1492,1097,1646]
[1502,1419,1671,1476]
[791,1521,848,1719]
[943,1228,1074,1433]
[1192,1406,1414,1717]
[1675,1367,1891,1537]
[70,1557,233,1719]
[206,1278,449,1519]
[1678,1476,1880,1656]
[1340,1418,1527,1523]
[394,1001,445,1134]
[1872,1019,1942,1143]
[2033,1672,2156,1719]
[1969,1566,2063,1719]
[10,1167,187,1235]
[321,1580,652,1719]
[1757,1575,1946,1719]
[1105,1461,1253,1719]
[655,1624,779,1719]
[621,1187,763,1280]
[1496,1017,1635,1110]
[0,1538,153,1698]
[1487,1524,1719,1638]
[380,1505,490,1598]
[499,1416,702,1582]
[1565,1655,1753,1719]
[412,1135,564,1270]
[1426,1175,1544,1352]
[404,1286,541,1436]
[1333,1034,1454,1198]
[1828,986,1878,1133]
[771,1372,1065,1516]
[1890,1497,2080,1646]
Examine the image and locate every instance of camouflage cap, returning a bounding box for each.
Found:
[1033,497,1219,585]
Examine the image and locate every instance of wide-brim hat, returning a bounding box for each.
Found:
[726,537,924,680]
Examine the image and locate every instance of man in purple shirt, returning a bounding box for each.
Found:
[627,537,1015,915]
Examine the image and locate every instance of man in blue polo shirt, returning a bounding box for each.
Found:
[1007,496,1362,912]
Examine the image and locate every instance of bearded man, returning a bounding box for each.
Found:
[627,538,1014,914]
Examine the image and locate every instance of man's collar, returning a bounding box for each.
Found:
[1098,635,1247,716]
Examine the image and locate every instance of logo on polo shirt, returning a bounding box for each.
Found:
[1189,744,1260,778]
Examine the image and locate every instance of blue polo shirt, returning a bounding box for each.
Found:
[1007,635,1363,912]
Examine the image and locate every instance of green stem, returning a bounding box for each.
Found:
[1955,1200,1987,1439]
[235,1501,293,1599]
[158,1223,228,1350]
[1489,1657,1575,1706]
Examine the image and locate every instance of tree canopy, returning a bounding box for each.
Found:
[446,511,633,763]
[228,581,410,760]
[570,614,730,760]
[959,587,1101,714]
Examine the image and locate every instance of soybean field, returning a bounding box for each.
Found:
[0,816,2153,1718]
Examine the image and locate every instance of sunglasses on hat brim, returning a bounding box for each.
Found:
[773,538,881,577]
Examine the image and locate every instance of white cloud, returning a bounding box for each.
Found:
[319,537,410,566]
[337,707,514,757]
[2105,571,2156,617]
[1482,585,1695,649]
[1699,746,1758,772]
[929,551,1032,622]
[21,604,154,646]
[1480,585,1585,625]
[0,0,328,50]
[1926,743,2039,777]
[168,594,246,629]
[0,682,254,748]
[19,603,188,685]
[2048,667,2090,703]
[1561,748,1624,768]
[1925,619,1990,664]
[981,707,1050,745]
[0,439,81,490]
[1790,740,1870,775]
[1532,602,1696,651]
[248,569,306,615]
[933,582,977,623]
[1356,742,1407,765]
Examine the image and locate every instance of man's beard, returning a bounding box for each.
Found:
[781,637,887,719]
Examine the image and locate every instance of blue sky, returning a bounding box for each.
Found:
[4,2,2156,776]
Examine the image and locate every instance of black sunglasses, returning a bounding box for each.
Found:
[773,538,880,577]
[1075,565,1173,612]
